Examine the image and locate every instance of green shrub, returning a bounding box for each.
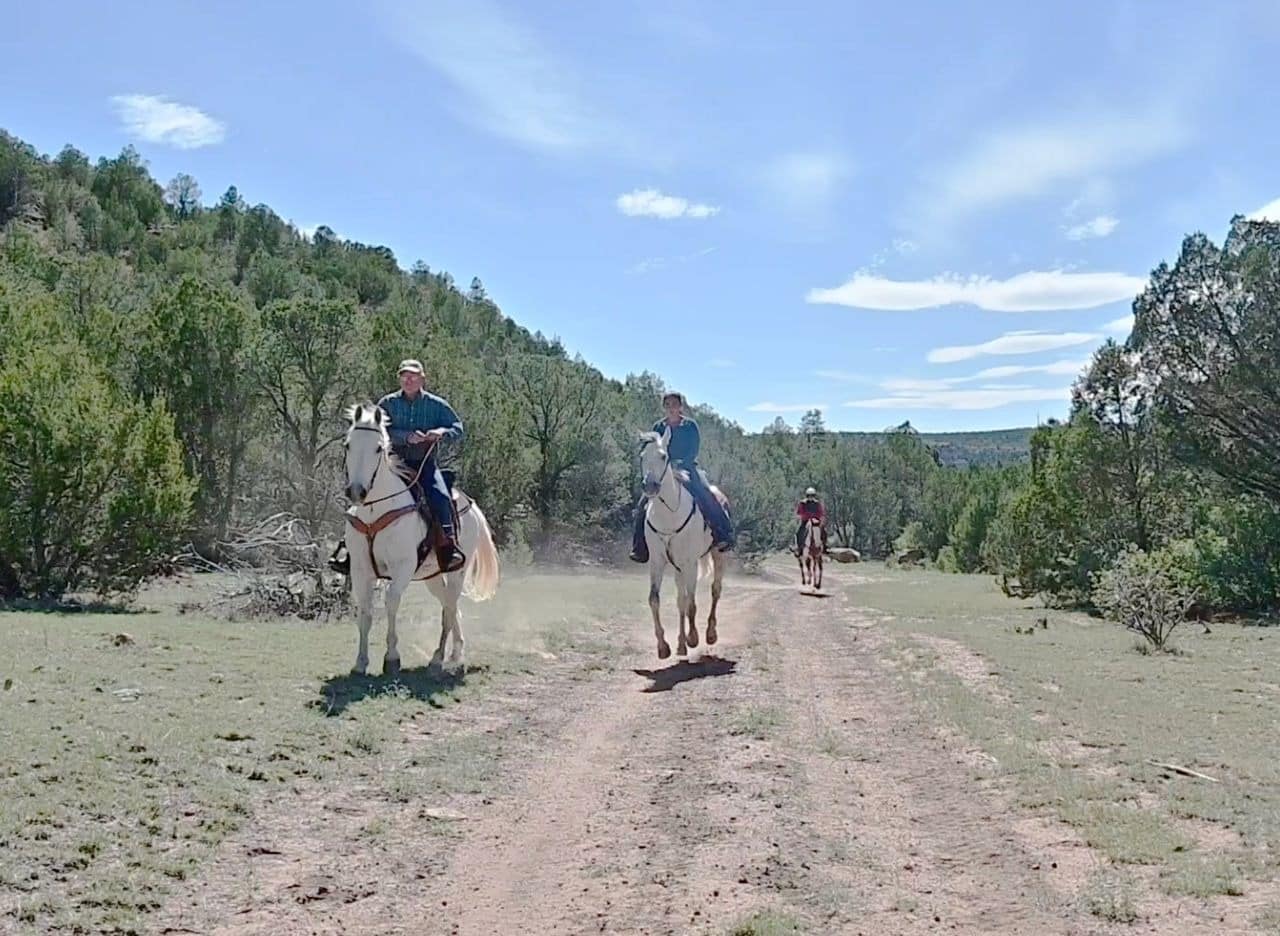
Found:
[0,342,194,599]
[1092,546,1197,651]
[1190,499,1280,612]
[894,520,926,555]
[950,486,1001,572]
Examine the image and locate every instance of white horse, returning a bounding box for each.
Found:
[638,428,728,659]
[342,403,500,676]
[798,517,823,590]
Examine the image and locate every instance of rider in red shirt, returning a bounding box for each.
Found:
[795,487,829,555]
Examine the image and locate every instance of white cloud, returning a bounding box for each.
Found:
[748,401,827,414]
[974,358,1091,379]
[920,109,1188,226]
[709,357,735,369]
[1248,197,1280,222]
[617,189,719,220]
[928,330,1101,364]
[819,359,1089,414]
[382,0,606,152]
[629,257,665,275]
[892,238,918,255]
[879,377,963,393]
[864,358,1089,394]
[1103,314,1135,335]
[110,94,225,149]
[845,386,1073,411]
[1065,215,1119,240]
[627,245,716,275]
[814,369,876,384]
[807,269,1145,312]
[1063,178,1116,220]
[760,151,852,212]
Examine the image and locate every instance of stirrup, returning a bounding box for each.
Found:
[437,543,465,573]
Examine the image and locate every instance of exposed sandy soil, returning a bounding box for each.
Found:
[153,568,1244,935]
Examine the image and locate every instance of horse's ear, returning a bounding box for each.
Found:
[375,407,389,427]
[660,425,672,445]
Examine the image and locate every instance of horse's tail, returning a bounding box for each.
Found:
[463,502,501,601]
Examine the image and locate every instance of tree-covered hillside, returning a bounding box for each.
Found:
[4,130,1278,618]
[1,132,956,596]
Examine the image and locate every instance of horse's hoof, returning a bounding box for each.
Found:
[707,624,718,645]
[383,657,401,678]
[677,642,688,658]
[351,665,367,677]
[687,628,699,649]
[657,642,671,660]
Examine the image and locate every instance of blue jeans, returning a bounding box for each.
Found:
[681,466,733,544]
[632,466,733,555]
[406,458,455,538]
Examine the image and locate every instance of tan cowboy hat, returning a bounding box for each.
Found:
[805,487,818,496]
[397,359,424,375]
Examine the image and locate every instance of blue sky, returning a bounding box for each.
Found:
[4,0,1279,432]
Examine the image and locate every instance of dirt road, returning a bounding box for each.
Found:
[157,569,1123,935]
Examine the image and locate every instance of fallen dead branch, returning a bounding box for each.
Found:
[1145,759,1220,783]
[216,513,322,574]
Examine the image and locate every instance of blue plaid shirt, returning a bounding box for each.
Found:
[377,389,463,462]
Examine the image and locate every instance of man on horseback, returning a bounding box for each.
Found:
[795,487,829,556]
[630,392,734,563]
[377,359,465,573]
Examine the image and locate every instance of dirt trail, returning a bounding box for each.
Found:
[158,571,1128,935]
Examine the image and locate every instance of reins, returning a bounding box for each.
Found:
[349,431,435,508]
[344,431,439,576]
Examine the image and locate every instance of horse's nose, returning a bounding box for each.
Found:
[346,483,365,503]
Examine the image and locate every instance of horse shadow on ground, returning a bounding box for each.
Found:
[800,590,832,599]
[312,663,487,717]
[633,655,737,693]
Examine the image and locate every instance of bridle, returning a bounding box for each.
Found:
[343,425,439,578]
[805,517,822,551]
[346,427,433,508]
[639,438,697,540]
[640,438,683,512]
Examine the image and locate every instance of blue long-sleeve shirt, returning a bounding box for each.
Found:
[378,389,463,462]
[653,416,700,467]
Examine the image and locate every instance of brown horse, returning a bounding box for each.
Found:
[798,516,823,590]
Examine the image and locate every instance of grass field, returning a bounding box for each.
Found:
[852,567,1280,925]
[0,568,642,934]
[3,562,1278,933]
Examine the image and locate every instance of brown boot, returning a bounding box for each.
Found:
[436,534,465,573]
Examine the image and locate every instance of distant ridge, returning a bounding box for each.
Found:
[831,423,1035,467]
